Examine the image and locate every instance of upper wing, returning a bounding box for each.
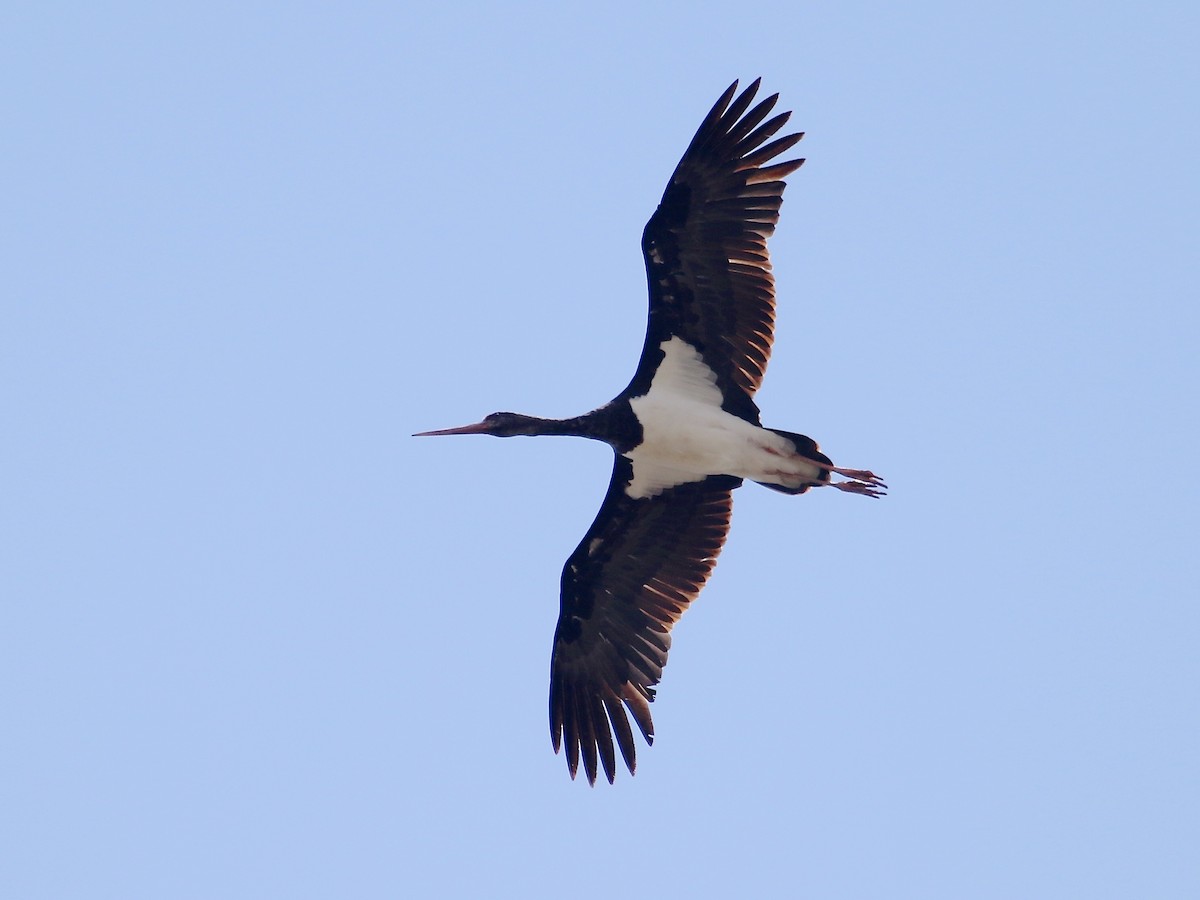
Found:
[629,78,804,424]
[549,457,739,784]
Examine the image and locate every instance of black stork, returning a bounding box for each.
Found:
[416,79,885,784]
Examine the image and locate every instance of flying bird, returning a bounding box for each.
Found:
[416,79,885,784]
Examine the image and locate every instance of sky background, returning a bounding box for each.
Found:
[3,2,1198,898]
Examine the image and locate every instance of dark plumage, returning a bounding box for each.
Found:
[416,80,884,784]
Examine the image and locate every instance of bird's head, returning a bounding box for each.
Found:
[413,411,546,438]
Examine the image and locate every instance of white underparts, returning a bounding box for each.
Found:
[624,337,824,499]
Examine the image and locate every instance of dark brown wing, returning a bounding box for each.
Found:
[628,78,804,424]
[549,457,739,784]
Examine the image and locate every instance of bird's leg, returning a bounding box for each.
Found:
[829,465,886,487]
[828,479,886,498]
[823,465,887,498]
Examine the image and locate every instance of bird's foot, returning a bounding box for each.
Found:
[827,466,887,498]
[831,479,886,498]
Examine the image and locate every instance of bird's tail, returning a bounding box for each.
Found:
[754,429,832,495]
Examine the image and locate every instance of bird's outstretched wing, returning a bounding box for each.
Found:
[629,78,804,424]
[549,457,739,784]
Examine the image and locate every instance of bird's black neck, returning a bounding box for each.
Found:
[523,402,642,452]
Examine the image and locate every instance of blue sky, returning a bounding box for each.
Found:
[3,2,1198,897]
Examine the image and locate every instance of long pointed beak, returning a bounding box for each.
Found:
[413,420,492,437]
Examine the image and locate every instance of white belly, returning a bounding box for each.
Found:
[624,337,823,499]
